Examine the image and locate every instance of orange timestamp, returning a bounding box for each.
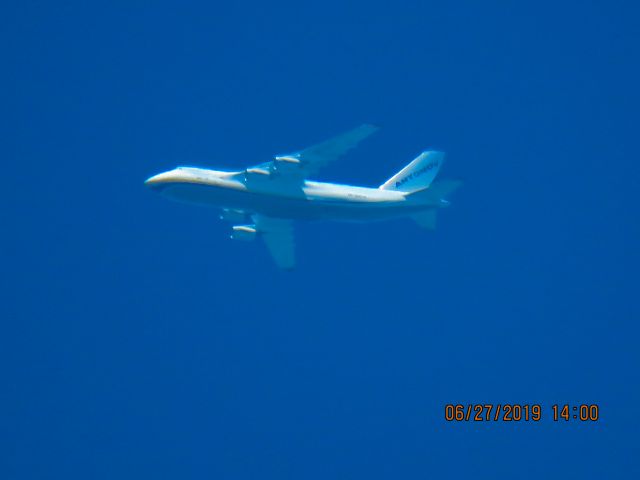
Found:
[444,404,600,422]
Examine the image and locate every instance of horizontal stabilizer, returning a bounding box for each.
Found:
[412,210,437,230]
[410,180,462,229]
[413,179,463,201]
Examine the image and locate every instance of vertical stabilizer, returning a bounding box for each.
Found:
[379,151,444,193]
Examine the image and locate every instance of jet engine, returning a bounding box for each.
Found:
[230,225,257,241]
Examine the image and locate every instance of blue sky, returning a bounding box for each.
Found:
[2,1,639,478]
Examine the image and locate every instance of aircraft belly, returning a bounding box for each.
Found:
[156,182,423,220]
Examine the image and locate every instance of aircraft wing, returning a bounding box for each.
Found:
[252,214,296,270]
[246,124,379,182]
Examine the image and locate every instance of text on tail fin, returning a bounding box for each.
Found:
[379,151,444,193]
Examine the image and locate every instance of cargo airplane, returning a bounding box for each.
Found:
[145,124,461,269]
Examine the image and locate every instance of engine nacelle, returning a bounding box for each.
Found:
[274,155,301,164]
[230,225,257,242]
[220,208,247,223]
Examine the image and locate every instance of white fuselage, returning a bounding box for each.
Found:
[145,166,434,221]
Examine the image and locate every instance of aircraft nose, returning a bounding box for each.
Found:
[144,171,175,188]
[144,174,162,187]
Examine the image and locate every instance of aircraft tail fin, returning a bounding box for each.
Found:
[379,151,444,193]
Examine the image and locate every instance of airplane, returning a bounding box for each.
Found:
[145,124,461,269]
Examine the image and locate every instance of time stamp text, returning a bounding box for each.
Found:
[444,404,600,422]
